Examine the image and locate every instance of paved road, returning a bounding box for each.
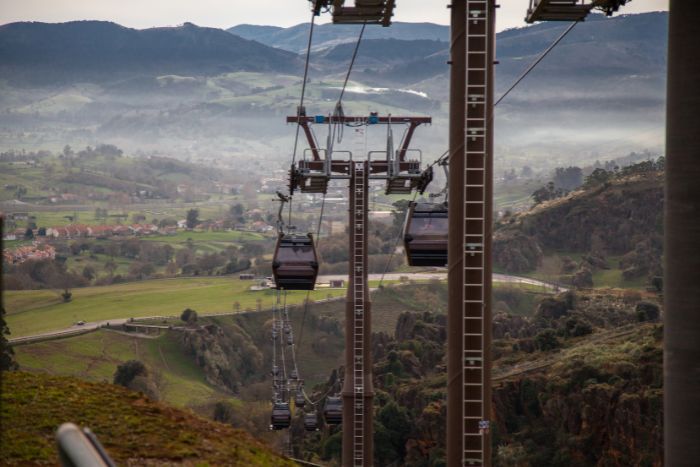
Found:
[9,273,563,345]
[319,272,564,292]
[8,318,130,346]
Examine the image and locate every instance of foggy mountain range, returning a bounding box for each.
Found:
[0,12,668,169]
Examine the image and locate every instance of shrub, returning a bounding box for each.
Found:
[535,329,560,351]
[636,301,660,322]
[181,308,198,324]
[113,360,147,387]
[61,289,72,303]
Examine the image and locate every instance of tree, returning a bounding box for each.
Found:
[104,260,118,277]
[376,401,412,463]
[186,209,199,229]
[1,306,18,371]
[15,185,27,200]
[213,401,235,423]
[197,253,225,275]
[181,308,198,324]
[128,261,155,279]
[229,204,245,224]
[113,360,147,387]
[82,265,96,281]
[535,328,560,351]
[636,301,660,322]
[583,168,612,189]
[531,181,565,205]
[62,145,74,158]
[553,166,583,190]
[61,289,72,302]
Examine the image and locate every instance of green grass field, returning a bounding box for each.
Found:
[14,330,227,408]
[4,277,350,337]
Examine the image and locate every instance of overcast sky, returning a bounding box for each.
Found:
[0,0,668,31]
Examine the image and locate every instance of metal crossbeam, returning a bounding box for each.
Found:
[525,0,629,23]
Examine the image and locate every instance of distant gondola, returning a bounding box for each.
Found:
[294,390,305,408]
[272,233,319,290]
[323,396,342,425]
[403,202,448,267]
[304,411,319,431]
[270,401,292,430]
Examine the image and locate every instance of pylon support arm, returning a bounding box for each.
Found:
[287,115,431,162]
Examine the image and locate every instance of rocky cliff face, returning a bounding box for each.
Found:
[494,171,663,278]
[493,322,663,467]
[180,322,263,393]
[300,289,663,466]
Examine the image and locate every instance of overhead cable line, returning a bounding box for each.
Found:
[296,194,327,351]
[336,23,366,110]
[297,22,367,352]
[495,21,578,106]
[288,12,317,226]
[330,22,367,147]
[281,16,369,422]
[378,190,418,288]
[426,21,579,169]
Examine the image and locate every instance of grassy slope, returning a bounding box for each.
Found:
[508,250,649,289]
[0,371,296,466]
[4,277,348,337]
[14,330,228,408]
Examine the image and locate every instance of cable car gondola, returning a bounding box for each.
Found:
[323,396,342,425]
[403,202,448,267]
[304,411,319,431]
[294,389,306,408]
[270,401,292,430]
[272,233,319,290]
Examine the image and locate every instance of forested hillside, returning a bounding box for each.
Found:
[494,159,664,289]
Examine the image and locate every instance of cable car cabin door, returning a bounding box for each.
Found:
[403,202,448,267]
[272,233,319,290]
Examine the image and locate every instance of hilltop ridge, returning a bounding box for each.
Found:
[0,20,301,84]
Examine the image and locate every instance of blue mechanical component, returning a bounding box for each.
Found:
[368,115,378,124]
[314,115,325,124]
